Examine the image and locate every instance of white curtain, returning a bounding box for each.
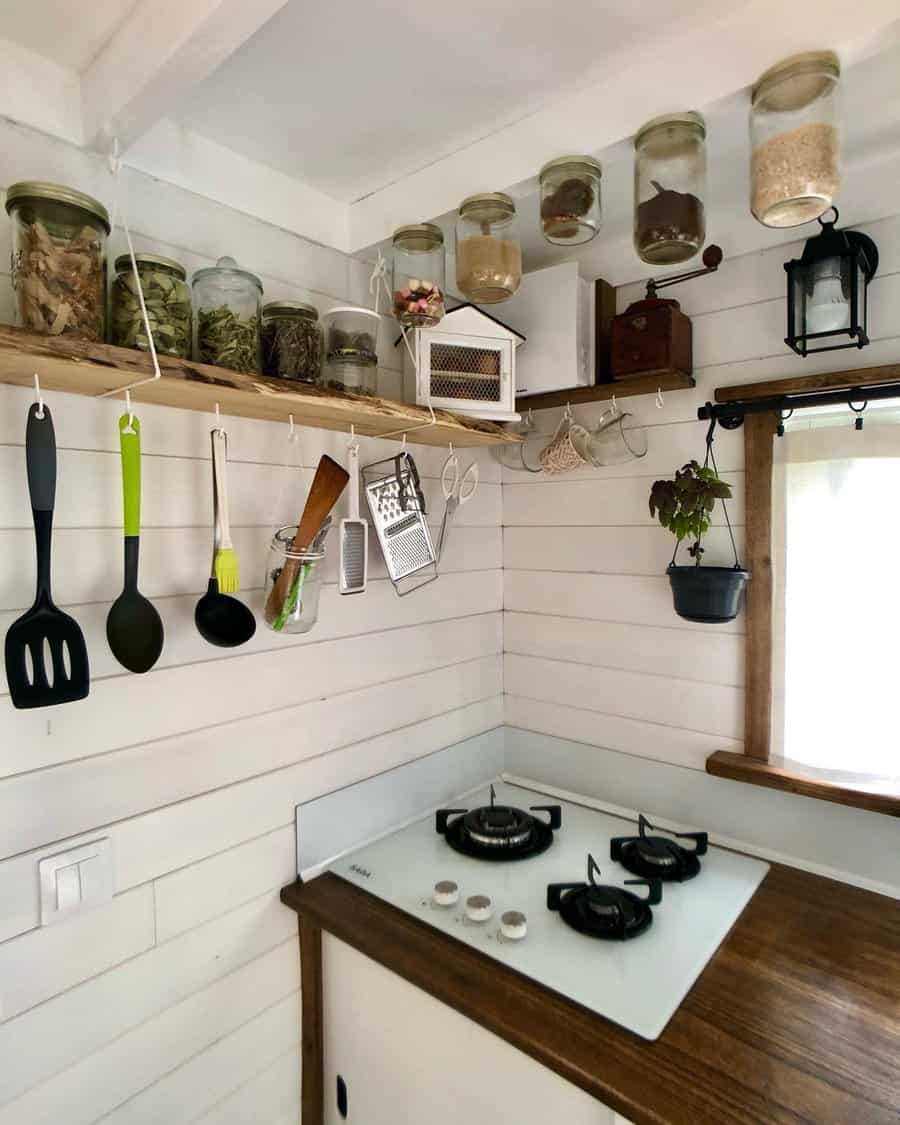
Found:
[771,413,900,779]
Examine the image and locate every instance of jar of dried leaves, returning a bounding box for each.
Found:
[192,256,263,374]
[5,181,110,341]
[111,253,192,358]
[261,301,323,383]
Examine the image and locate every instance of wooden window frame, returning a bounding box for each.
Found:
[705,362,900,817]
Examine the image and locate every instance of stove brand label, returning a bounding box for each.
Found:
[349,863,372,879]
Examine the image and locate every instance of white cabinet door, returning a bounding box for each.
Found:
[322,933,614,1124]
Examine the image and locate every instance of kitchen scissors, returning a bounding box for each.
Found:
[437,451,479,559]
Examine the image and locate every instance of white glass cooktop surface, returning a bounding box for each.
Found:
[328,782,769,1040]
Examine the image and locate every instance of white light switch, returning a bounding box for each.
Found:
[39,839,113,925]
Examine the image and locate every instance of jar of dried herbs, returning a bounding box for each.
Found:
[539,156,602,246]
[5,181,110,341]
[111,253,191,357]
[261,301,323,383]
[634,113,707,265]
[192,256,262,374]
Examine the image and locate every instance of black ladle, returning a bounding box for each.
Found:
[195,428,256,648]
[106,414,164,673]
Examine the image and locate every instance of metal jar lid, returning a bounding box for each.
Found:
[114,252,186,280]
[459,192,516,222]
[392,223,444,251]
[539,155,602,180]
[192,255,263,293]
[634,112,706,149]
[752,50,840,111]
[5,181,111,233]
[262,300,319,320]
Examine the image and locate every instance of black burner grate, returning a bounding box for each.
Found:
[611,814,708,882]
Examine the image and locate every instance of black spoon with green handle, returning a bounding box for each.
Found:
[106,413,164,673]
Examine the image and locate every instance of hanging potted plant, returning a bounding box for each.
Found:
[649,421,749,623]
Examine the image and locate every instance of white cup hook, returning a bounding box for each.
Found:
[215,402,221,430]
[656,387,664,410]
[289,413,295,440]
[33,372,44,419]
[611,394,618,417]
[401,433,407,451]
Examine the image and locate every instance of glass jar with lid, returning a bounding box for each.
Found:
[634,113,706,265]
[321,306,380,396]
[5,181,110,341]
[455,192,522,304]
[111,253,191,357]
[392,224,446,328]
[750,51,840,228]
[261,301,323,383]
[192,256,262,373]
[540,156,602,246]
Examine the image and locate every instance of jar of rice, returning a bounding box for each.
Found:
[749,51,840,229]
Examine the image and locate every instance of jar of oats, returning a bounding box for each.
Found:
[750,51,840,228]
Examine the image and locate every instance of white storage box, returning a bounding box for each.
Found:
[498,261,595,399]
[401,304,524,422]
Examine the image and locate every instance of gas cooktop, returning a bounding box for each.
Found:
[329,782,769,1040]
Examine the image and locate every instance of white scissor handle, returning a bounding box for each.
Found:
[441,452,460,501]
[457,461,479,505]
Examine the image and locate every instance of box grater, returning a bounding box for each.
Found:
[363,452,437,595]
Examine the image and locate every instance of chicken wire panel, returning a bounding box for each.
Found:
[426,342,502,403]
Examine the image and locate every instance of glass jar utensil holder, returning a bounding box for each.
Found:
[192,256,263,374]
[261,301,323,383]
[111,253,191,357]
[634,113,706,265]
[264,525,327,634]
[392,223,446,327]
[5,181,110,341]
[750,51,840,228]
[456,192,522,304]
[540,156,602,246]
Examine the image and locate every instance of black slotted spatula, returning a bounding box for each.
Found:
[4,403,89,708]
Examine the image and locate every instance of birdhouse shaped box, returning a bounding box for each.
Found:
[400,304,524,422]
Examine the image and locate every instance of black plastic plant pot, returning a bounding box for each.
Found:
[666,564,749,624]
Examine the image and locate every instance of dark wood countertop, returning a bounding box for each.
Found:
[281,863,900,1125]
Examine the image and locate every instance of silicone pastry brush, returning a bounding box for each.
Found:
[211,428,240,593]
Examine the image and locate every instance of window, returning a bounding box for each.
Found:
[704,367,900,816]
[772,412,900,780]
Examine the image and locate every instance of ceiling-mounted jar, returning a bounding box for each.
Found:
[634,113,706,265]
[750,51,840,228]
[539,156,602,246]
[455,192,522,304]
[392,223,446,328]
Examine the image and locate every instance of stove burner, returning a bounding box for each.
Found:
[547,854,662,941]
[610,814,708,883]
[436,784,562,861]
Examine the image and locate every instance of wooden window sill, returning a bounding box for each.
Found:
[706,751,900,817]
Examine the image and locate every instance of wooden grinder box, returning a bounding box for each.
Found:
[610,296,692,381]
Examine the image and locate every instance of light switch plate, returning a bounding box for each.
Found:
[39,838,113,925]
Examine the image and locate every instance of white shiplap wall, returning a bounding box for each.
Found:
[0,119,503,1124]
[504,210,900,882]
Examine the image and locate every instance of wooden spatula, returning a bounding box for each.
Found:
[264,454,349,625]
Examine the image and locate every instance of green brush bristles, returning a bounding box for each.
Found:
[214,547,240,594]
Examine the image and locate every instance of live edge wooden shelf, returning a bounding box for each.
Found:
[0,325,521,448]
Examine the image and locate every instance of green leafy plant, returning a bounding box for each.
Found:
[649,460,733,563]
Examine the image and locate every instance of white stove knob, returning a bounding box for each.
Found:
[433,880,459,907]
[500,910,527,941]
[465,894,492,923]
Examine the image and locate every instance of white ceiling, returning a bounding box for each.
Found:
[176,0,730,203]
[2,0,140,71]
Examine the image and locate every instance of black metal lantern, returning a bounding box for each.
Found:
[784,208,878,357]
